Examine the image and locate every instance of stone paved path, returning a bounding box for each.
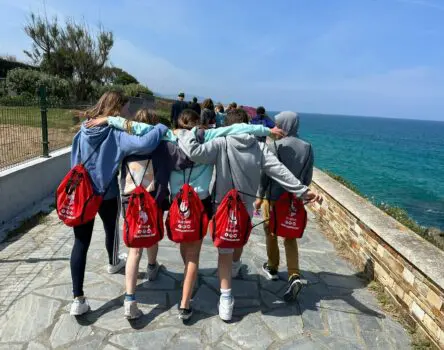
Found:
[0,210,411,349]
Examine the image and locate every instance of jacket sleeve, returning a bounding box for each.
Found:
[261,143,308,198]
[302,145,314,186]
[265,117,275,128]
[204,123,270,142]
[119,124,168,156]
[108,116,154,135]
[177,127,221,165]
[166,141,194,171]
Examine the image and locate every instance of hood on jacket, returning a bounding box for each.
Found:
[275,111,299,137]
[80,123,112,145]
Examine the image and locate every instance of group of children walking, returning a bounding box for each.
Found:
[62,91,317,323]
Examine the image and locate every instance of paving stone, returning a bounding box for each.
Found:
[319,272,366,289]
[229,314,275,349]
[361,331,395,349]
[260,307,304,340]
[35,284,73,300]
[261,289,289,310]
[143,272,176,290]
[356,314,382,332]
[193,285,219,315]
[135,290,168,308]
[93,304,163,332]
[102,345,121,350]
[109,328,180,348]
[326,310,358,339]
[300,307,325,331]
[50,313,93,348]
[169,329,204,350]
[202,316,233,344]
[0,294,61,342]
[382,317,411,349]
[66,331,107,350]
[279,335,323,350]
[210,337,241,350]
[0,345,23,350]
[26,342,49,350]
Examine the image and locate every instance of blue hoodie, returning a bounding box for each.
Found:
[70,122,168,200]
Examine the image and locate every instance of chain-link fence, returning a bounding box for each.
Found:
[0,87,90,171]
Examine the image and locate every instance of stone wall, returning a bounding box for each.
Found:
[310,168,444,348]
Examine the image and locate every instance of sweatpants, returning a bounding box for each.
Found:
[71,197,121,297]
[262,200,300,280]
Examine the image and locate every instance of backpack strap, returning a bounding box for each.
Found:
[182,163,194,185]
[224,137,236,189]
[125,159,151,187]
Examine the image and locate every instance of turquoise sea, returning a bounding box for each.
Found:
[271,112,444,230]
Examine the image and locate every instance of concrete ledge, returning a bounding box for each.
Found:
[310,168,444,347]
[0,147,71,241]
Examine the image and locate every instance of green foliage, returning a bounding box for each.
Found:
[6,68,71,101]
[101,66,138,85]
[24,12,114,100]
[0,93,37,106]
[323,170,363,196]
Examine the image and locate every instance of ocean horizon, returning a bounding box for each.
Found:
[269,112,444,230]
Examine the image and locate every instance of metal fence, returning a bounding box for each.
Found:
[0,87,90,171]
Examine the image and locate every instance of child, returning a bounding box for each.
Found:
[256,111,314,301]
[87,108,285,320]
[69,92,167,316]
[177,108,318,321]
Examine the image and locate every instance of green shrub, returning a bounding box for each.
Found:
[6,68,71,101]
[0,93,37,106]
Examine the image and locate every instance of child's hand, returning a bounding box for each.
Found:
[85,117,108,128]
[269,127,286,139]
[302,190,321,204]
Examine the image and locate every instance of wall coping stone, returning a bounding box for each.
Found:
[312,168,444,290]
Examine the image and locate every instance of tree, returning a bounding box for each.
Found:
[24,12,113,100]
[101,66,139,85]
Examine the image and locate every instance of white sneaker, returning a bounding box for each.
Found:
[218,295,234,321]
[124,300,143,320]
[70,297,90,316]
[107,253,127,274]
[232,259,242,279]
[146,262,160,281]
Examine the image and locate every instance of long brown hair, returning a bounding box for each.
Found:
[77,91,127,119]
[177,109,200,130]
[201,98,214,111]
[134,108,159,124]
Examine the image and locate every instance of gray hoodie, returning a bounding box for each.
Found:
[177,128,308,216]
[257,111,314,201]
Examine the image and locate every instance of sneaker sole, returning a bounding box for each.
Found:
[218,302,233,321]
[124,312,142,320]
[262,266,279,281]
[178,312,193,321]
[70,305,90,316]
[283,281,302,302]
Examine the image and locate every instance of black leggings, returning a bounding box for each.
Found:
[71,197,120,297]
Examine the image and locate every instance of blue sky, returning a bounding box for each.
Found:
[1,0,444,120]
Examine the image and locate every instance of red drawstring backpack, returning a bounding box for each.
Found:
[123,161,164,248]
[56,139,108,227]
[270,193,307,239]
[269,141,308,239]
[210,139,252,249]
[166,165,209,243]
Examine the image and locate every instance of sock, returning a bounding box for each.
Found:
[125,293,136,301]
[220,288,232,300]
[148,263,157,269]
